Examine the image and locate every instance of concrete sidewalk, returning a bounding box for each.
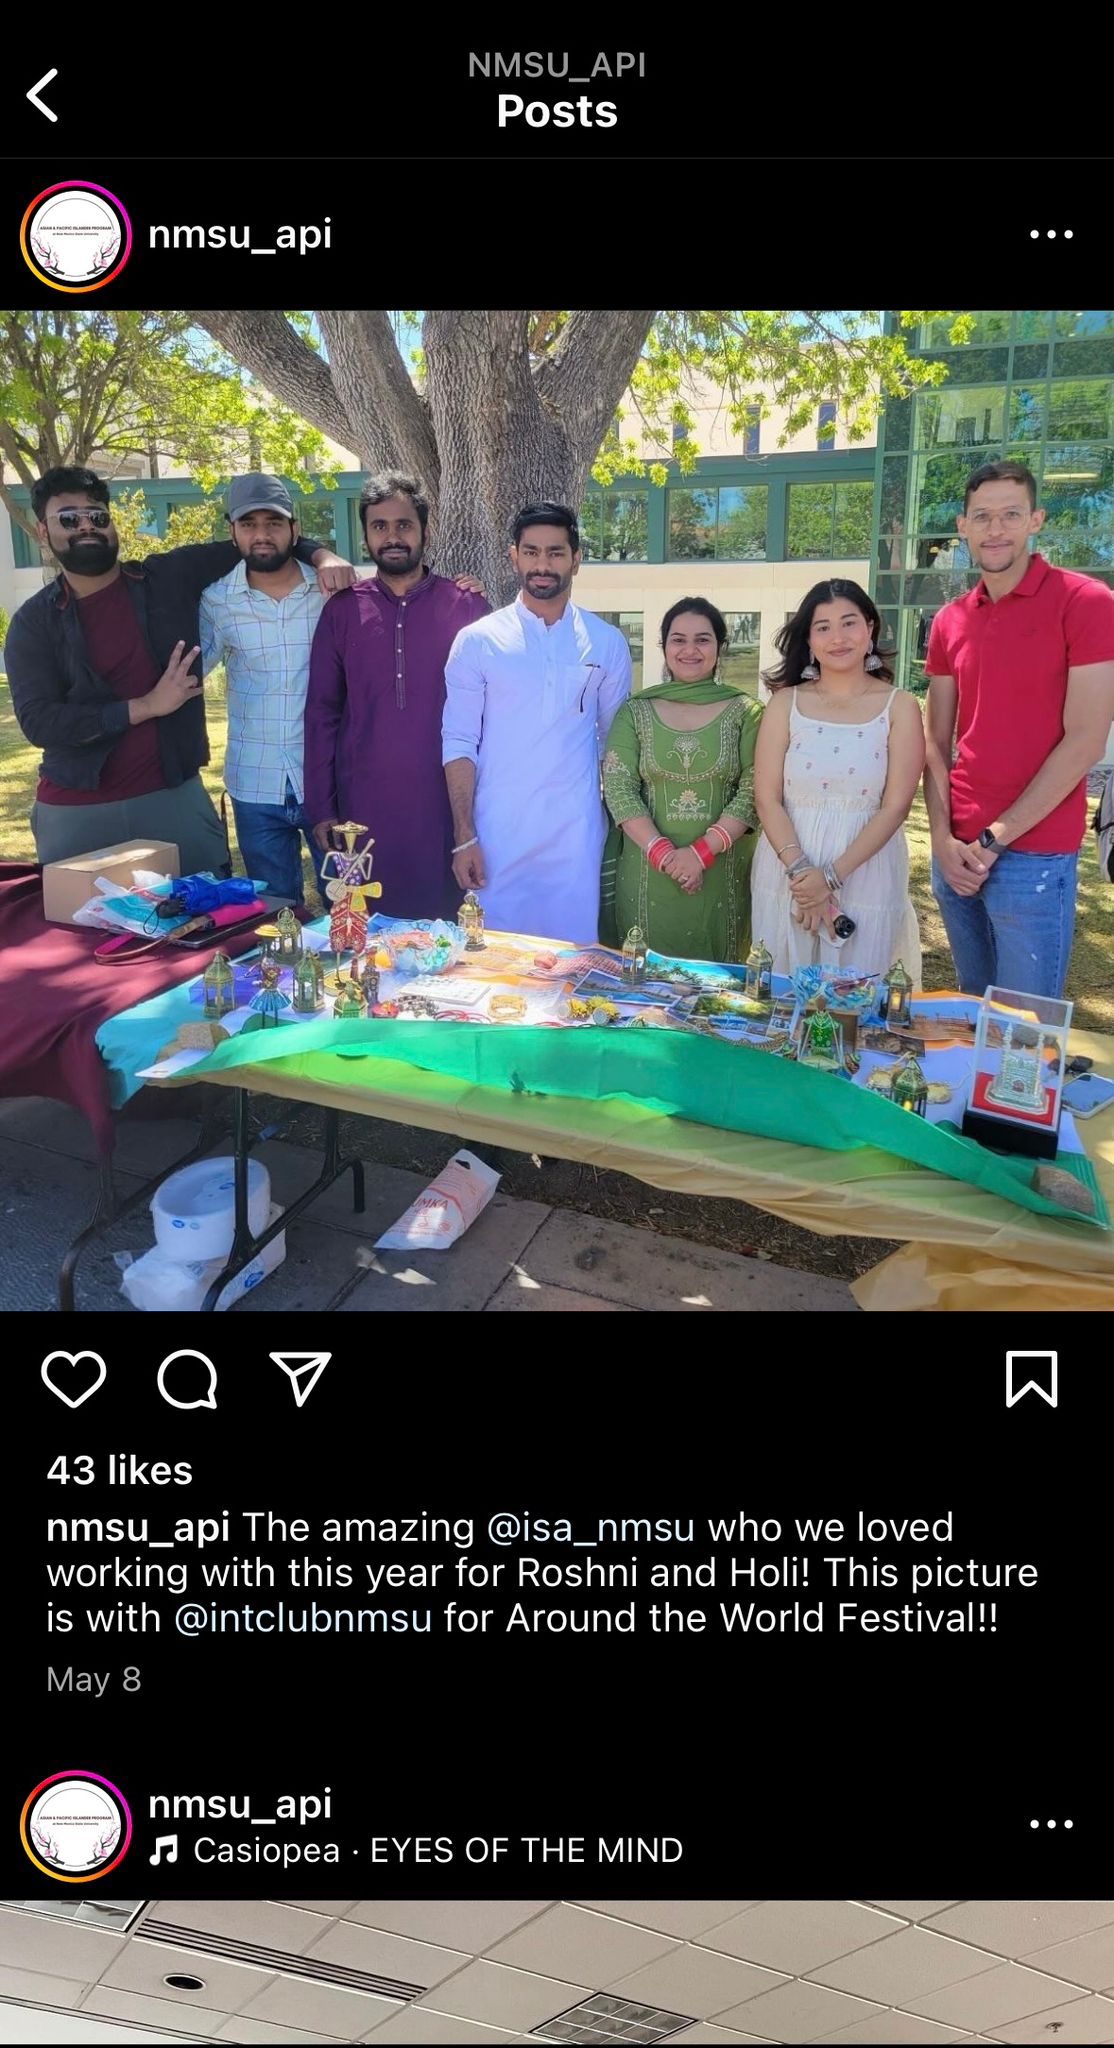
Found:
[0,1097,860,1314]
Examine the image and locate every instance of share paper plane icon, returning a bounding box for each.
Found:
[270,1352,331,1408]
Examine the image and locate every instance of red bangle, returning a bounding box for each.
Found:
[692,837,716,869]
[708,824,731,855]
[647,836,674,871]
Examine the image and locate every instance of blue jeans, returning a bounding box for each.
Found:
[931,848,1078,1000]
[232,785,327,906]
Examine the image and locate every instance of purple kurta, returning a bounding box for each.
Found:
[304,573,490,921]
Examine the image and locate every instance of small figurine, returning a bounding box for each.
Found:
[890,1050,929,1115]
[200,949,235,1020]
[745,938,774,1004]
[879,959,914,1028]
[320,822,383,958]
[798,995,842,1069]
[292,952,322,1014]
[248,958,291,1028]
[353,954,380,1007]
[621,926,648,985]
[333,978,367,1019]
[459,891,486,951]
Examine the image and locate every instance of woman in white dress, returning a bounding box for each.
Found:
[750,580,925,977]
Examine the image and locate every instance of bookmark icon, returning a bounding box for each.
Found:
[1005,1351,1058,1408]
[270,1352,331,1408]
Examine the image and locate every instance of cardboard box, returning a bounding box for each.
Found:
[42,839,180,925]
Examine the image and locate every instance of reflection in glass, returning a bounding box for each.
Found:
[578,496,603,559]
[598,612,645,692]
[721,613,761,695]
[602,492,648,561]
[668,488,716,559]
[716,486,767,561]
[917,385,1006,448]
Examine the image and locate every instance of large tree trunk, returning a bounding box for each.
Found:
[190,309,656,602]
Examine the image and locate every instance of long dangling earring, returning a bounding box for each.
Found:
[864,637,884,673]
[801,655,819,681]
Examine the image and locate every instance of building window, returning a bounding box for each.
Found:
[672,421,686,445]
[817,402,837,447]
[295,498,338,551]
[744,405,761,457]
[720,612,762,695]
[579,490,648,562]
[667,485,767,561]
[787,481,873,559]
[597,612,644,692]
[578,497,603,560]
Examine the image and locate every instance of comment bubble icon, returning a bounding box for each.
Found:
[157,1351,218,1411]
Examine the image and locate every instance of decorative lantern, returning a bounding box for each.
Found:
[312,949,326,1000]
[333,978,367,1019]
[879,958,914,1028]
[353,954,380,1006]
[621,925,648,985]
[201,949,235,1020]
[891,1051,928,1115]
[745,938,774,1004]
[258,905,303,965]
[459,891,486,951]
[292,953,322,1014]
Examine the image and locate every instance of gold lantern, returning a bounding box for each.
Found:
[745,939,774,1004]
[880,958,914,1028]
[201,949,235,1019]
[333,979,367,1019]
[621,925,647,985]
[459,891,486,950]
[891,1051,928,1115]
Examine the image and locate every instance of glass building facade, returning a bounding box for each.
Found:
[872,310,1114,691]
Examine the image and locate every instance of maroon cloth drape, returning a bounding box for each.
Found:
[0,863,262,1157]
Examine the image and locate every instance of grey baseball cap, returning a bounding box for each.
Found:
[227,473,295,520]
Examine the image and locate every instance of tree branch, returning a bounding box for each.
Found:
[535,309,656,449]
[315,310,439,486]
[188,310,358,453]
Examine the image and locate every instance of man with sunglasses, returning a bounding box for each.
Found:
[5,466,353,876]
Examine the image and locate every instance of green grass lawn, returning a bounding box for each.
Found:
[2,678,1111,1031]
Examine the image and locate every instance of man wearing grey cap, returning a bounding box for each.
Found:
[7,464,353,876]
[199,474,350,902]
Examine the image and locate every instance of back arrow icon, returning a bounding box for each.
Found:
[27,68,59,121]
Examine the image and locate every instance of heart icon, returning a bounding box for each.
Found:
[41,1352,107,1409]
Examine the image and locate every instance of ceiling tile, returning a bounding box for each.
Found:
[812,2017,970,2045]
[0,1963,86,2008]
[864,1909,962,1926]
[703,1902,904,1975]
[1020,1924,1114,1990]
[216,2022,344,2045]
[0,1909,123,1980]
[922,1904,1114,1958]
[305,1921,469,1987]
[344,1905,550,1954]
[907,1962,1090,2029]
[571,1904,763,1940]
[606,1946,785,2018]
[667,2028,777,2046]
[811,1931,999,2005]
[485,1905,676,1985]
[146,1901,330,1954]
[359,2012,519,2045]
[78,1986,227,2034]
[237,1980,400,2040]
[416,1961,590,2029]
[100,1941,276,2014]
[716,1980,884,2041]
[983,1993,1114,2043]
[281,1905,358,1919]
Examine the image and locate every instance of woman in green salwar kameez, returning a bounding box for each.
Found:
[600,599,763,961]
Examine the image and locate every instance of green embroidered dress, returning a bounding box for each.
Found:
[601,689,762,961]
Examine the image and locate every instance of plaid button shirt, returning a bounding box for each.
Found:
[200,560,324,804]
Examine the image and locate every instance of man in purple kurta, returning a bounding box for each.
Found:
[304,472,490,920]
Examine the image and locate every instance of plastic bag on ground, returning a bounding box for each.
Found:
[375,1150,500,1251]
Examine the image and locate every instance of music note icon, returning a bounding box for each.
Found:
[149,1834,178,1866]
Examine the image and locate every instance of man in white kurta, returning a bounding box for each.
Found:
[442,505,632,945]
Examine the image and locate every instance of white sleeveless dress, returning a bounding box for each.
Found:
[749,691,921,978]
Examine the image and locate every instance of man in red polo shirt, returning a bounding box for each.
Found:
[924,460,1114,999]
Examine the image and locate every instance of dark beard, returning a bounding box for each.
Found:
[246,542,295,574]
[373,543,423,575]
[59,534,119,575]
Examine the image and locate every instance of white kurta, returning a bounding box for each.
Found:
[442,597,632,945]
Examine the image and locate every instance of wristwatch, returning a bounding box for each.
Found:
[977,827,999,850]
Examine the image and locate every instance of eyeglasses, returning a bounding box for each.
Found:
[53,507,112,532]
[966,508,1029,531]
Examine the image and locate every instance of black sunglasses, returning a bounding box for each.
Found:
[54,507,112,531]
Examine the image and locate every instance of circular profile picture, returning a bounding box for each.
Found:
[21,1771,133,1881]
[20,183,132,293]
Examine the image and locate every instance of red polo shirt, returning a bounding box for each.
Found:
[925,553,1114,853]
